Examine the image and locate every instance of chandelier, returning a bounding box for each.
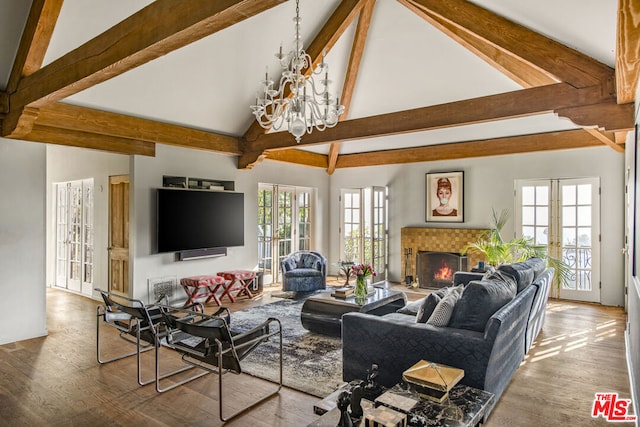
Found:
[250,0,345,143]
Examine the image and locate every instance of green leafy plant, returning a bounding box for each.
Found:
[463,208,572,289]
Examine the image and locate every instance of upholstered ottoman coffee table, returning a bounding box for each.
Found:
[300,287,406,337]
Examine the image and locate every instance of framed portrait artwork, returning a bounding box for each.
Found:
[425,171,464,222]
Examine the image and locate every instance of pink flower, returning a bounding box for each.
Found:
[350,263,376,277]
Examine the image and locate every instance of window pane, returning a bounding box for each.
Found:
[522,207,535,225]
[522,186,535,205]
[535,186,549,206]
[577,184,592,205]
[563,227,576,246]
[536,206,548,226]
[578,228,591,246]
[522,226,535,240]
[535,227,548,245]
[563,206,576,226]
[563,185,576,205]
[577,206,591,226]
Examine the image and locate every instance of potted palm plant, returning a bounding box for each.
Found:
[463,208,571,292]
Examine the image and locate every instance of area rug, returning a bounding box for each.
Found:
[228,297,344,397]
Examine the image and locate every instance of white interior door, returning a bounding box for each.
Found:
[54,179,94,296]
[516,178,600,302]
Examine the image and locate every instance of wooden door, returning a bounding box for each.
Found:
[109,175,129,295]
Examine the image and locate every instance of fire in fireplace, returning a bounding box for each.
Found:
[416,251,468,289]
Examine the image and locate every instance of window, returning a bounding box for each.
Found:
[339,187,388,280]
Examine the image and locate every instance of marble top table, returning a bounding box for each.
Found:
[309,382,494,427]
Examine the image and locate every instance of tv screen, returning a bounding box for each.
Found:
[156,189,244,253]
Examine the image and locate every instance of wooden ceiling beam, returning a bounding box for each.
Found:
[264,149,328,168]
[334,129,604,168]
[243,0,365,143]
[36,103,241,155]
[249,83,613,152]
[327,0,376,175]
[399,0,557,88]
[404,0,613,90]
[616,0,640,104]
[583,128,624,153]
[556,100,635,132]
[7,0,63,94]
[4,0,285,139]
[22,125,156,156]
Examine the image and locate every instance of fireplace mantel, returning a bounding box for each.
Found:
[401,227,487,282]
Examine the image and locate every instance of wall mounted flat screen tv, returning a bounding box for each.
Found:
[156,188,244,253]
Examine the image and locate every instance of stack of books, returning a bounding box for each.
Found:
[402,360,464,403]
[331,286,354,298]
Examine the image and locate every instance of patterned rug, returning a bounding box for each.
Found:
[229,296,345,397]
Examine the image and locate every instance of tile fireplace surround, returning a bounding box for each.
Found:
[400,227,487,285]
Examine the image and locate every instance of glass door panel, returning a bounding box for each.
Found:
[516,178,600,302]
[257,186,274,285]
[258,184,314,286]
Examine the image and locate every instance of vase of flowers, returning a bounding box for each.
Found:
[351,263,376,299]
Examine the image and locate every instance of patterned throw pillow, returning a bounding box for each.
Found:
[426,285,464,326]
[415,288,448,323]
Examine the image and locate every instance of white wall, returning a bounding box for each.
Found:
[46,145,130,295]
[130,145,330,301]
[0,138,47,345]
[330,145,625,307]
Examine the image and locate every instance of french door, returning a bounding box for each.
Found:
[55,179,94,296]
[258,184,313,286]
[339,187,388,280]
[515,178,600,302]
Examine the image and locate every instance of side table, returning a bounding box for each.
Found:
[310,382,494,427]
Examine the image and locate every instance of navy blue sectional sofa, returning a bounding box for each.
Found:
[342,258,554,416]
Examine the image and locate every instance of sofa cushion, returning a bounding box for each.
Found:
[396,297,425,315]
[498,257,545,292]
[416,288,449,323]
[449,270,517,332]
[426,285,464,326]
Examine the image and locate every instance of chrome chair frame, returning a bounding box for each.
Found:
[96,289,206,388]
[160,306,283,421]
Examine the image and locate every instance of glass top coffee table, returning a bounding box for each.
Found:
[300,285,406,336]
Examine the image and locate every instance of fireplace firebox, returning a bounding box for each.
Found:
[416,251,468,289]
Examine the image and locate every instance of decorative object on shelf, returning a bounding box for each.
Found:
[350,263,376,299]
[250,0,345,143]
[425,171,464,223]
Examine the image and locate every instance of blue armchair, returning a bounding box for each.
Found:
[280,251,327,292]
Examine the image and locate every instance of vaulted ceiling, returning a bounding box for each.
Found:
[0,0,638,174]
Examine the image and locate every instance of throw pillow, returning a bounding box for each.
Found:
[448,271,517,332]
[396,297,426,315]
[426,285,464,327]
[416,288,449,323]
[497,263,533,293]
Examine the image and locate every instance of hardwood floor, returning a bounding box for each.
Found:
[0,286,631,426]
